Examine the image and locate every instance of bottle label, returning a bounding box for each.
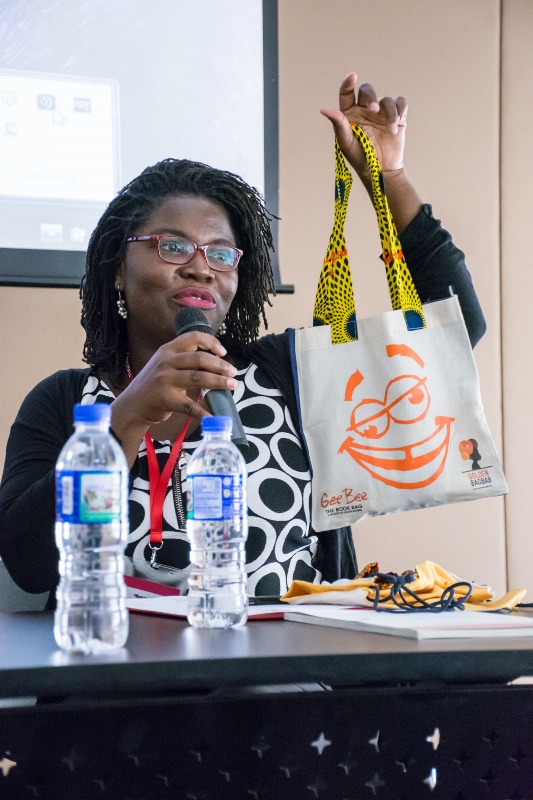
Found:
[189,474,245,521]
[56,470,122,523]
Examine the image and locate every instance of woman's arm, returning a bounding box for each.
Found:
[0,372,81,593]
[321,72,486,346]
[400,204,486,347]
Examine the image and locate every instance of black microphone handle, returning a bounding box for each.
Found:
[204,389,248,449]
[173,308,248,450]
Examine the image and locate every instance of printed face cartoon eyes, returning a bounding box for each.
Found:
[340,344,455,491]
[349,374,430,439]
[388,376,430,423]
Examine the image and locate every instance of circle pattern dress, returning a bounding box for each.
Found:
[81,362,321,596]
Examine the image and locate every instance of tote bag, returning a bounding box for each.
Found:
[293,125,507,532]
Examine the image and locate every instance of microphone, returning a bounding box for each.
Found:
[174,307,248,449]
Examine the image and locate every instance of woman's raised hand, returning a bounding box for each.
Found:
[320,72,407,181]
[126,333,236,422]
[110,332,238,465]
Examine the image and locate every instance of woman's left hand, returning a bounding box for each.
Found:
[320,72,407,182]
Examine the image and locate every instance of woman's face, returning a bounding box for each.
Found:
[116,194,239,352]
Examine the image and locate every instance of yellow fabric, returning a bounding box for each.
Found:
[281,560,526,612]
[351,124,425,329]
[313,125,425,345]
[313,139,356,343]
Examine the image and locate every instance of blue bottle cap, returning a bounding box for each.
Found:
[201,416,233,434]
[73,403,111,424]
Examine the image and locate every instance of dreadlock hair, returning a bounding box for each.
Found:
[81,158,275,383]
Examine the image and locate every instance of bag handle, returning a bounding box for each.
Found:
[313,124,426,344]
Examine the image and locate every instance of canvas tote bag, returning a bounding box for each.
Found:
[293,125,507,532]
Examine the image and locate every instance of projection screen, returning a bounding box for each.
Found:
[0,0,288,289]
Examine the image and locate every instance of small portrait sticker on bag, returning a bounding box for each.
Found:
[459,439,494,489]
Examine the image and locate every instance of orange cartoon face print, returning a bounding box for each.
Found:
[338,344,455,490]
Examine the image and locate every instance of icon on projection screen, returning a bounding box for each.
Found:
[1,90,17,106]
[0,70,119,203]
[37,93,55,110]
[73,97,91,113]
[70,227,86,243]
[40,224,63,243]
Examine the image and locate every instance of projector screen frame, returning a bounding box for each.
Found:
[0,0,293,294]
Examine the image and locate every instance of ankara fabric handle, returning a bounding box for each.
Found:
[313,125,425,344]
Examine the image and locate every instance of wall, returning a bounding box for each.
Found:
[501,0,533,592]
[1,0,526,598]
[0,287,85,468]
[271,0,506,595]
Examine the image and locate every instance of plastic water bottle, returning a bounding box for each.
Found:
[54,403,129,653]
[187,416,248,628]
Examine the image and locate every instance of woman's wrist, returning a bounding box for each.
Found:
[382,166,405,178]
[381,169,423,234]
[111,395,151,467]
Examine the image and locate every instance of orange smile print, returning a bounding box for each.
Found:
[338,344,454,490]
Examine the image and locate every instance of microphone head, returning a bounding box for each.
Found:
[174,307,213,337]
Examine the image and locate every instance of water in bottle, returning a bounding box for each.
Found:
[187,416,248,628]
[54,403,129,653]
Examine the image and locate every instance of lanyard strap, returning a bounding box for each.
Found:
[145,423,190,549]
[125,356,193,557]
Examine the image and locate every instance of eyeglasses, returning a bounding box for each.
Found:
[126,234,242,272]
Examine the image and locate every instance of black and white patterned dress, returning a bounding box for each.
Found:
[80,362,321,596]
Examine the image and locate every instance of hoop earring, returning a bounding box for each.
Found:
[117,290,128,320]
[218,320,227,336]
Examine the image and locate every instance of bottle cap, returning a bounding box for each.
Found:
[201,416,233,434]
[73,403,111,424]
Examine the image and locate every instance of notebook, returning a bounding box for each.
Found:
[282,607,533,639]
[126,595,344,621]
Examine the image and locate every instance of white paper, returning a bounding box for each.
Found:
[126,596,354,620]
[283,607,533,639]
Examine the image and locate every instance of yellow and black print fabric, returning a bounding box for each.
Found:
[313,124,426,344]
[313,138,357,342]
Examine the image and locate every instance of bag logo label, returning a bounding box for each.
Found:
[338,344,454,490]
[321,488,368,517]
[459,439,493,489]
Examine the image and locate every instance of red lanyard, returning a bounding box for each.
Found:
[126,357,193,566]
[144,424,190,564]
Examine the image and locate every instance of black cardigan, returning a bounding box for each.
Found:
[0,204,485,598]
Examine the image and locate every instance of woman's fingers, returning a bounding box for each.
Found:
[167,349,237,376]
[395,96,408,122]
[171,367,237,392]
[127,344,238,413]
[327,75,365,164]
[325,77,406,137]
[377,96,401,133]
[320,106,353,141]
[338,72,357,113]
[173,396,209,421]
[165,352,238,391]
[357,82,379,112]
[319,106,360,165]
[170,330,227,357]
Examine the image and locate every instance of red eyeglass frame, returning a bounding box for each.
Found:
[126,234,243,272]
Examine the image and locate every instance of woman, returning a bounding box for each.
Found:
[0,74,485,604]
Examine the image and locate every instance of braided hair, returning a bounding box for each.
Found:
[81,158,275,382]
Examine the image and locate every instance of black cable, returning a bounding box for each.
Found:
[371,571,473,613]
